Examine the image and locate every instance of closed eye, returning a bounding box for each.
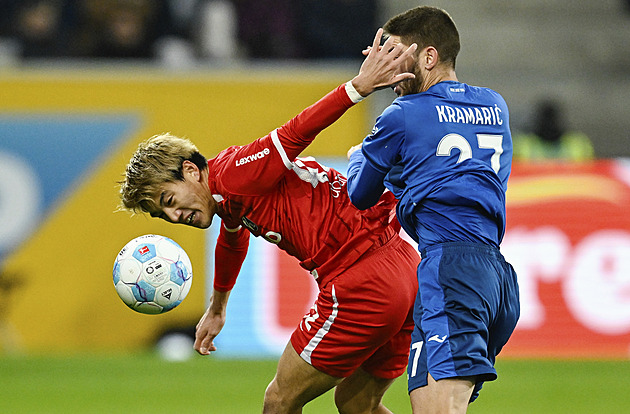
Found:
[158,191,171,208]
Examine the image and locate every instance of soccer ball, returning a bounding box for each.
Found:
[113,234,193,314]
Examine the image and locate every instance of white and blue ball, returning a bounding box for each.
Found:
[113,234,193,314]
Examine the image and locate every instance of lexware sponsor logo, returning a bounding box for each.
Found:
[235,148,270,166]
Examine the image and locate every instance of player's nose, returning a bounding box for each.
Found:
[163,207,182,223]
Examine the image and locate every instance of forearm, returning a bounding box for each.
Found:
[277,82,362,161]
[347,149,387,210]
[208,289,231,314]
[274,28,416,162]
[213,224,249,292]
[195,288,230,355]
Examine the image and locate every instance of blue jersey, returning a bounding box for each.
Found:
[358,81,512,250]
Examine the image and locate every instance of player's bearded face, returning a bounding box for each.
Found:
[149,177,215,229]
[389,37,420,96]
[394,64,421,97]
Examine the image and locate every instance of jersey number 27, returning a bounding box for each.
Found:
[437,133,503,174]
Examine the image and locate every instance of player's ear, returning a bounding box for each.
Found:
[182,160,200,181]
[423,46,438,70]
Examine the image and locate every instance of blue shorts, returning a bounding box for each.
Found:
[407,242,520,402]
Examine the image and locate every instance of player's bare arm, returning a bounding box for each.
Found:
[194,289,231,355]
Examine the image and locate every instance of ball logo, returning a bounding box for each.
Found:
[144,259,168,285]
[114,234,193,314]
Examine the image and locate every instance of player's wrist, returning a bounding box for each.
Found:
[346,79,368,103]
[208,291,230,313]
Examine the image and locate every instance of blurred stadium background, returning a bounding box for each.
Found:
[1,0,630,412]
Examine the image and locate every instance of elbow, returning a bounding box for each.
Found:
[349,191,377,211]
[347,176,380,210]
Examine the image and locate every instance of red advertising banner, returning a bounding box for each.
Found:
[501,160,630,358]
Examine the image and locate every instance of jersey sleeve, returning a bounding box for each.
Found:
[274,82,357,162]
[361,103,405,174]
[213,222,250,292]
[215,83,358,196]
[347,149,387,210]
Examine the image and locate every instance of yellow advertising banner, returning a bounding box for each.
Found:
[0,68,368,354]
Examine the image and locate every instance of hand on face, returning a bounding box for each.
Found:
[351,28,417,97]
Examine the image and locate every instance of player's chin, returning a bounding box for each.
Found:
[182,211,211,228]
[195,215,213,229]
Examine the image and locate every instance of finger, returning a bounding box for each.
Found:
[392,73,416,84]
[193,327,210,353]
[363,45,386,55]
[193,333,204,353]
[397,43,418,61]
[370,28,384,53]
[386,41,410,61]
[196,335,214,355]
[201,334,214,352]
[380,35,395,55]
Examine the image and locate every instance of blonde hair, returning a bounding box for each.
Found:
[119,133,206,213]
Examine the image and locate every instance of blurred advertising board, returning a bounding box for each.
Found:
[501,160,630,358]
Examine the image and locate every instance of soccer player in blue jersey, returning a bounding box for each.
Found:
[346,6,520,413]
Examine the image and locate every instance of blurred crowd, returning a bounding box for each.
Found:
[0,0,379,63]
[512,99,594,162]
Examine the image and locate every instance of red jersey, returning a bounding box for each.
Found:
[208,83,398,290]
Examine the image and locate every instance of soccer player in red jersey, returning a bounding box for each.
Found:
[119,30,419,413]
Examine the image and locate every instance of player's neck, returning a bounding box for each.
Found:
[420,68,458,92]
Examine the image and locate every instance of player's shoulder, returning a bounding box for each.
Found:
[216,144,241,159]
[208,145,238,171]
[465,84,507,103]
[207,145,243,186]
[385,90,436,121]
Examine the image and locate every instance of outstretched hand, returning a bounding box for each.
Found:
[351,28,417,97]
[194,306,226,355]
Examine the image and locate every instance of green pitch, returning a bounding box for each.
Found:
[1,354,628,413]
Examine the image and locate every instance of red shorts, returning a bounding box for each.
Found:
[290,235,419,379]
